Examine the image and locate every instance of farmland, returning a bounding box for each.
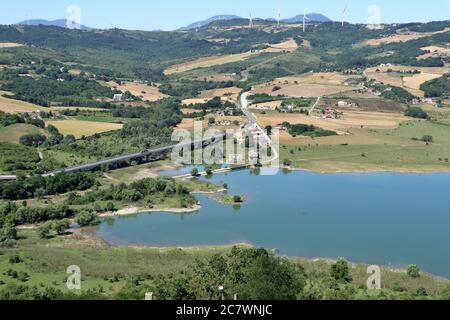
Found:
[251,72,363,97]
[366,27,450,46]
[280,121,450,173]
[45,120,123,138]
[364,65,449,97]
[106,81,168,102]
[164,51,259,75]
[0,123,47,144]
[0,91,41,113]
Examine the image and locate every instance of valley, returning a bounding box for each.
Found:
[0,11,450,301]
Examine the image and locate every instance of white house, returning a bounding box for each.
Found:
[113,94,123,102]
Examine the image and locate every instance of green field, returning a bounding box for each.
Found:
[0,124,47,144]
[0,229,448,299]
[281,121,450,173]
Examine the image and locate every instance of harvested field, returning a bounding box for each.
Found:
[199,86,242,102]
[0,124,47,144]
[0,42,24,48]
[366,28,450,46]
[256,110,410,135]
[252,72,361,98]
[46,120,123,138]
[182,98,209,105]
[263,38,298,53]
[107,81,168,102]
[164,52,258,75]
[249,100,283,110]
[0,91,41,113]
[176,115,245,131]
[253,83,354,97]
[417,45,450,59]
[186,73,236,82]
[365,65,448,97]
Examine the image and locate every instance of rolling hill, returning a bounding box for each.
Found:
[17,19,91,30]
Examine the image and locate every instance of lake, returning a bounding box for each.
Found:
[96,169,450,278]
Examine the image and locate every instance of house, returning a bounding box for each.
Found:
[280,105,294,113]
[113,94,123,102]
[337,101,347,107]
[275,123,288,131]
[218,107,234,117]
[254,104,276,111]
[324,108,337,119]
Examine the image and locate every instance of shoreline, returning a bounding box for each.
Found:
[285,166,450,175]
[84,230,450,282]
[98,204,202,218]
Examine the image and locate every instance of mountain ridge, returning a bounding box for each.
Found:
[17,19,91,30]
[181,13,332,30]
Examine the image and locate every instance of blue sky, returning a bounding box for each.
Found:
[1,0,449,30]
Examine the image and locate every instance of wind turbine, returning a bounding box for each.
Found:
[277,9,281,28]
[302,10,309,33]
[342,4,348,27]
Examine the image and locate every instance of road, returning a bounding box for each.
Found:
[240,92,279,164]
[1,94,274,182]
[309,96,321,116]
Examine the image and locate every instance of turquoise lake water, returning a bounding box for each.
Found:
[96,169,450,278]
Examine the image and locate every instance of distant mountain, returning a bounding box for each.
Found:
[282,13,332,23]
[181,13,332,30]
[181,15,242,30]
[17,19,91,30]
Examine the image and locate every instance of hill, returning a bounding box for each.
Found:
[17,19,91,30]
[180,15,242,30]
[181,13,332,30]
[282,13,332,23]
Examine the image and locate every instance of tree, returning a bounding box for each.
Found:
[421,135,433,143]
[106,202,116,212]
[233,195,243,203]
[191,168,199,177]
[76,211,100,227]
[330,258,351,283]
[53,219,70,235]
[19,134,47,147]
[407,265,421,278]
[37,221,53,239]
[0,223,17,243]
[405,107,429,119]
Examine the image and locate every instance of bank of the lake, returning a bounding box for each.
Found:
[96,169,450,279]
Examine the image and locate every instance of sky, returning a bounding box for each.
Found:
[1,0,449,31]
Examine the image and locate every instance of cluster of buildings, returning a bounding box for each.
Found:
[337,101,359,108]
[217,107,235,117]
[279,105,295,113]
[252,104,277,111]
[211,120,234,127]
[412,97,435,105]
